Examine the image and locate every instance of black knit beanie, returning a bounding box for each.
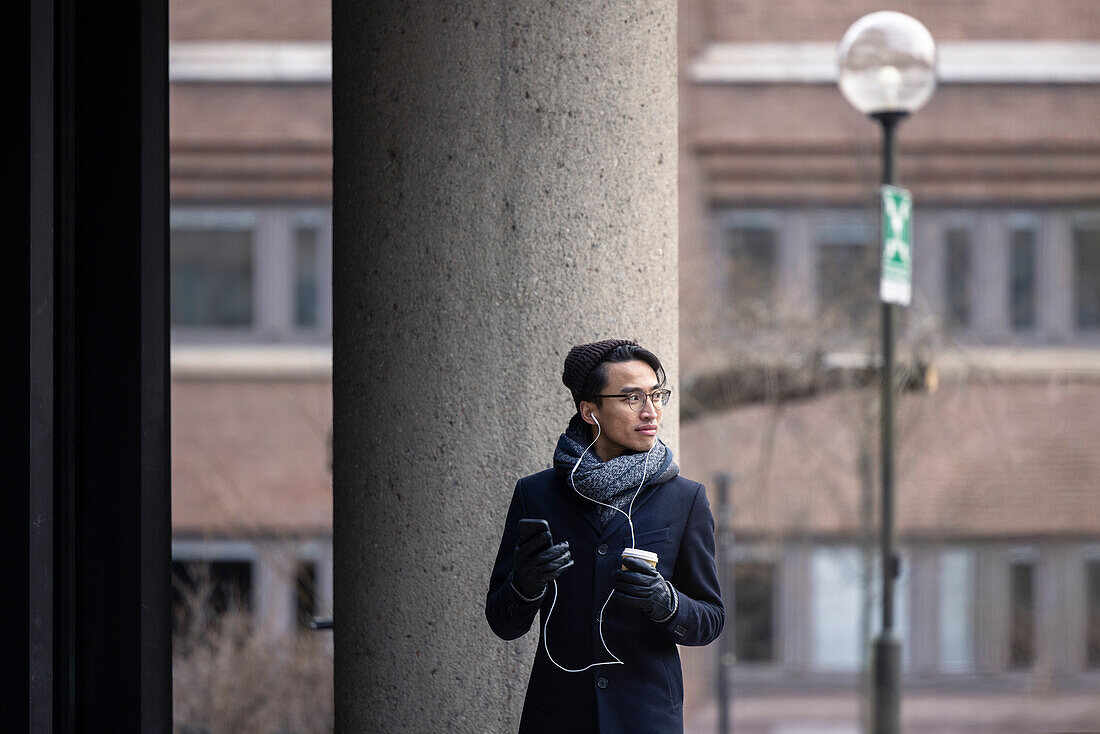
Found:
[562,339,638,410]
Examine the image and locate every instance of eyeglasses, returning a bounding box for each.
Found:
[596,388,673,413]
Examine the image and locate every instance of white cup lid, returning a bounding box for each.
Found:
[622,548,659,563]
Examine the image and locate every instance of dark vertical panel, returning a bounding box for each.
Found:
[55,0,78,726]
[6,0,170,730]
[1,0,34,729]
[29,0,57,729]
[67,0,170,729]
[71,0,141,719]
[7,0,170,729]
[141,0,173,729]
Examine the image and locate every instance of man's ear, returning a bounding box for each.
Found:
[578,400,598,425]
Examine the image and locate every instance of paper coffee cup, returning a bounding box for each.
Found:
[621,548,658,571]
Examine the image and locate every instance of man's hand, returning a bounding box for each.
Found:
[612,556,677,622]
[512,521,573,600]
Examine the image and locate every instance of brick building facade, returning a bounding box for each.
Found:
[169,0,333,639]
[168,0,1100,729]
[677,1,1100,731]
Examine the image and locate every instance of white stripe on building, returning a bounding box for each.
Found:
[689,41,1100,85]
[170,42,332,83]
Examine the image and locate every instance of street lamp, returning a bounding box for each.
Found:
[838,12,937,116]
[714,472,738,734]
[837,11,936,734]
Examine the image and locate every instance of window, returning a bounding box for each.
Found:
[295,560,318,630]
[171,225,254,327]
[816,220,877,332]
[722,223,776,310]
[1075,224,1100,330]
[733,561,775,663]
[810,546,908,672]
[1087,561,1100,668]
[1010,228,1037,331]
[938,549,975,672]
[811,547,863,671]
[945,227,972,329]
[170,207,331,341]
[171,560,253,634]
[1009,561,1036,668]
[295,225,321,328]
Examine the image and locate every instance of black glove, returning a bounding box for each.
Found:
[612,556,677,622]
[512,522,573,600]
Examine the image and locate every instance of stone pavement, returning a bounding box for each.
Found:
[684,689,1100,734]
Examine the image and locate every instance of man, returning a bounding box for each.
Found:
[486,339,724,734]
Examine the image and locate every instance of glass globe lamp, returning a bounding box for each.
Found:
[838,11,936,115]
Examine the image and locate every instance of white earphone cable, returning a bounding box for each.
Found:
[542,413,657,673]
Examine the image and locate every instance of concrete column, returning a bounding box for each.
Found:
[332,3,677,731]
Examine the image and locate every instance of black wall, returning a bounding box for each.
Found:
[2,0,171,731]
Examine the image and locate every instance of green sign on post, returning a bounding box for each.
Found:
[880,185,913,306]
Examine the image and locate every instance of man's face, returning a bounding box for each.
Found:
[579,359,663,461]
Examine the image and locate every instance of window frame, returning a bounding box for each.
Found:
[170,205,332,344]
[170,208,259,337]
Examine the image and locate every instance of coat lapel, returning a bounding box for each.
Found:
[556,472,603,537]
[598,480,664,543]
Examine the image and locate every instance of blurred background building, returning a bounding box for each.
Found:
[169,0,333,731]
[677,1,1100,732]
[167,0,1100,732]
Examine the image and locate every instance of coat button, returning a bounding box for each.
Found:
[597,677,608,689]
[597,544,608,556]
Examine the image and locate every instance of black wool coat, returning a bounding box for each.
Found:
[486,468,724,734]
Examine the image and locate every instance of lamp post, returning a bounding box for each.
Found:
[837,12,936,734]
[714,472,737,734]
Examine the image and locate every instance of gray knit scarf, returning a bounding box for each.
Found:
[553,414,679,525]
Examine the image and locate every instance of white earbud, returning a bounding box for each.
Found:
[589,412,600,427]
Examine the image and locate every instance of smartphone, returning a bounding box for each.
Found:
[516,518,551,549]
